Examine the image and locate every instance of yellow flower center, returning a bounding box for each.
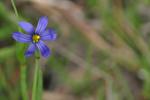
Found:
[32,34,40,43]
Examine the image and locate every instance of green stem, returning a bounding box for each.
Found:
[32,54,41,100]
[11,0,19,17]
[11,0,28,100]
[21,65,28,100]
[37,68,43,100]
[11,0,21,32]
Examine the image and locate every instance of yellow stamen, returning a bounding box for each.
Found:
[32,34,40,43]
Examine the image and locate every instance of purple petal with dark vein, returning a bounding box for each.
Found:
[12,32,32,43]
[19,21,34,34]
[25,43,36,57]
[35,16,48,34]
[40,28,57,41]
[36,40,50,57]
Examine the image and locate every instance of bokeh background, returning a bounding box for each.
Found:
[1,0,150,100]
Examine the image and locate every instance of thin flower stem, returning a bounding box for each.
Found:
[11,0,21,32]
[11,0,19,17]
[11,0,28,100]
[37,68,43,100]
[21,65,28,100]
[32,53,40,100]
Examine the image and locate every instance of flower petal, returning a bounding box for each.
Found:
[12,32,32,43]
[35,16,48,34]
[19,21,34,34]
[25,43,36,57]
[36,41,50,57]
[40,28,57,41]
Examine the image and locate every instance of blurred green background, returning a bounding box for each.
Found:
[1,0,150,100]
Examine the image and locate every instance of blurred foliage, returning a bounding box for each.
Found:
[1,0,150,100]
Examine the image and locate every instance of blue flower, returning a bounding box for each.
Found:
[12,16,57,58]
